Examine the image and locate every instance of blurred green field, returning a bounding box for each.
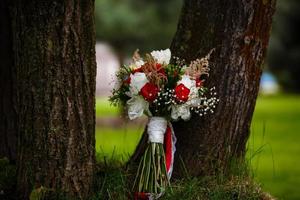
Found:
[248,95,300,200]
[95,95,300,200]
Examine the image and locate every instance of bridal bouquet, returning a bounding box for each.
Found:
[110,49,218,199]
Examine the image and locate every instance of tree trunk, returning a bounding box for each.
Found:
[131,0,276,178]
[0,0,17,162]
[12,1,97,199]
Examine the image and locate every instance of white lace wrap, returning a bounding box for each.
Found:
[147,117,167,144]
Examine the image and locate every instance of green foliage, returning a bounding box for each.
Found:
[109,65,132,107]
[95,0,182,55]
[164,64,185,88]
[29,187,69,200]
[92,167,130,200]
[29,187,52,200]
[162,176,265,200]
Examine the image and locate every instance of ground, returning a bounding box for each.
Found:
[95,94,300,200]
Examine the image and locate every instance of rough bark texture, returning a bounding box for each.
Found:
[170,0,276,177]
[12,0,97,199]
[131,0,276,178]
[0,0,17,162]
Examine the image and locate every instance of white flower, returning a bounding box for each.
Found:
[151,49,171,64]
[135,60,144,67]
[177,75,195,89]
[127,96,149,120]
[189,86,199,99]
[188,97,202,107]
[177,75,198,99]
[128,60,144,71]
[129,72,148,95]
[171,105,191,121]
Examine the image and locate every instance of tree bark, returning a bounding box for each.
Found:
[0,0,17,162]
[131,0,276,178]
[12,1,97,199]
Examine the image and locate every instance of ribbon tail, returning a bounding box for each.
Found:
[164,123,177,179]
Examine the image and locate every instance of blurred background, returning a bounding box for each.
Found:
[94,0,300,199]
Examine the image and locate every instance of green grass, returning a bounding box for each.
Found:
[96,98,119,117]
[94,167,267,200]
[95,95,300,200]
[95,126,143,162]
[248,95,300,200]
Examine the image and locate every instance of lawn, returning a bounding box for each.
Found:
[95,95,300,200]
[248,95,300,200]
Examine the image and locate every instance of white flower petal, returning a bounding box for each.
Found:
[129,72,148,95]
[178,75,195,89]
[189,86,199,99]
[127,96,149,120]
[177,75,198,101]
[171,105,191,121]
[188,97,201,107]
[171,105,179,120]
[178,106,191,121]
[135,60,144,67]
[151,49,171,64]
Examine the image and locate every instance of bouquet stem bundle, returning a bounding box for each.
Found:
[133,142,170,198]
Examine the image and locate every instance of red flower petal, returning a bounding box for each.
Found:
[140,83,159,102]
[174,83,190,102]
[196,79,203,87]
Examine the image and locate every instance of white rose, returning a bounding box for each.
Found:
[127,96,150,120]
[129,72,148,95]
[151,49,171,64]
[171,105,191,121]
[177,75,195,89]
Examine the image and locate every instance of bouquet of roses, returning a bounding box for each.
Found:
[110,49,218,199]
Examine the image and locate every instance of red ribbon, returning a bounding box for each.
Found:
[164,126,172,172]
[134,192,151,200]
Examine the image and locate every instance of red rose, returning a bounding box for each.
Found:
[175,83,190,102]
[140,82,159,102]
[196,79,203,87]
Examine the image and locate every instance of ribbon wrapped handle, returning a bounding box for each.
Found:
[147,117,167,144]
